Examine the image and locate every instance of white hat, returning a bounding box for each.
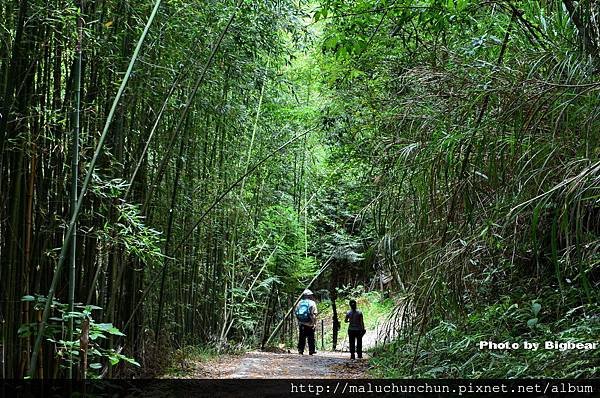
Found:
[302,289,314,297]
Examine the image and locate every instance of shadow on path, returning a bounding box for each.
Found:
[190,350,368,379]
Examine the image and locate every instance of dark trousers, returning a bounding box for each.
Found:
[298,325,315,354]
[348,330,363,358]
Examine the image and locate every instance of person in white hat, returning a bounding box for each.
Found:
[294,289,318,355]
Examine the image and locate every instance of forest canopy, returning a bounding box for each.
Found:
[0,0,598,379]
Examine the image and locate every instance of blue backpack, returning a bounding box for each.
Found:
[295,299,311,323]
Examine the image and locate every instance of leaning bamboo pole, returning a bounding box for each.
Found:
[141,0,245,214]
[264,255,334,347]
[121,127,318,332]
[27,0,163,378]
[67,1,83,378]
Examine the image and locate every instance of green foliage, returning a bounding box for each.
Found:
[4,0,599,379]
[256,205,318,286]
[226,205,319,344]
[370,296,600,378]
[315,0,600,377]
[318,289,395,349]
[91,175,164,267]
[19,295,138,378]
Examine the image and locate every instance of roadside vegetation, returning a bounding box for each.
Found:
[317,289,396,352]
[1,0,597,379]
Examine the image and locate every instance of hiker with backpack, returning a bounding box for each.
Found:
[295,289,318,355]
[345,299,366,359]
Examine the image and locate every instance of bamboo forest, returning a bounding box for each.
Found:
[0,0,599,382]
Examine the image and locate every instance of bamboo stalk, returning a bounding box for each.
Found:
[27,0,163,377]
[141,0,245,214]
[121,127,318,332]
[67,1,83,378]
[264,255,333,347]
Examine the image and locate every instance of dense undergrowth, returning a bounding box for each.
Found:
[314,0,600,378]
[3,0,599,379]
[371,293,600,378]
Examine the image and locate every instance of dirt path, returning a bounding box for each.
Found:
[189,350,368,379]
[184,316,396,379]
[338,320,398,353]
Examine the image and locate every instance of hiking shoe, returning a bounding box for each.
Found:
[309,351,316,355]
[298,351,304,355]
[350,354,356,360]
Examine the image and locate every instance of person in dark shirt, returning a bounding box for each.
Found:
[344,299,366,359]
